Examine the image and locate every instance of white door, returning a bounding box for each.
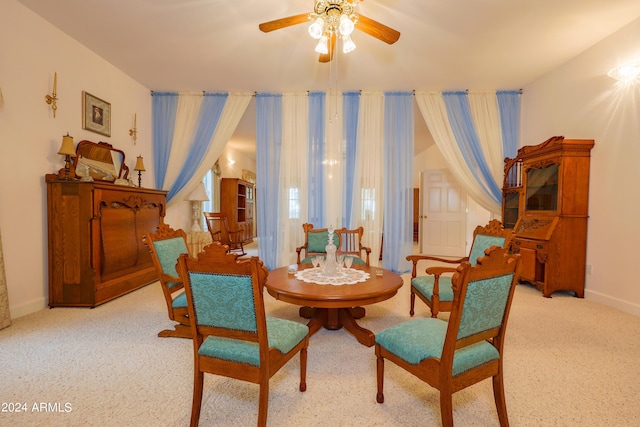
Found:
[420,169,467,257]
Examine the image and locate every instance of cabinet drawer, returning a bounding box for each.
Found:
[513,238,546,251]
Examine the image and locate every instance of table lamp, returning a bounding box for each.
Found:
[57,133,76,180]
[134,155,145,187]
[186,183,209,232]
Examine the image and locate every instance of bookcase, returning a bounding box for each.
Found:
[502,136,594,297]
[220,178,254,243]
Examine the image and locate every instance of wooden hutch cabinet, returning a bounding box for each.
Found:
[220,178,254,243]
[502,136,594,298]
[46,175,167,307]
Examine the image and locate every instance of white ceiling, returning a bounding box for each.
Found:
[18,0,640,158]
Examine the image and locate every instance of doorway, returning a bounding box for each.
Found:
[419,169,467,257]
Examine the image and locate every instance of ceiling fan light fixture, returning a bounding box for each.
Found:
[308,17,325,39]
[342,34,356,54]
[339,14,355,36]
[315,35,329,54]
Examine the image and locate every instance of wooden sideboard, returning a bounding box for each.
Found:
[502,136,594,298]
[46,175,167,307]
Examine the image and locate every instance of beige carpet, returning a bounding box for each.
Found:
[1,268,640,426]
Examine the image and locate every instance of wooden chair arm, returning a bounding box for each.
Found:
[296,244,307,264]
[406,254,468,278]
[161,273,184,291]
[425,266,457,276]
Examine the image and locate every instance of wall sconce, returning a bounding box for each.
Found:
[607,61,640,83]
[129,113,137,145]
[45,72,58,118]
[134,155,146,187]
[185,183,210,232]
[57,133,75,180]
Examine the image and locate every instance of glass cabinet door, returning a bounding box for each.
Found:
[525,163,558,212]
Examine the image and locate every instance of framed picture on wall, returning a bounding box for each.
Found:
[82,91,111,137]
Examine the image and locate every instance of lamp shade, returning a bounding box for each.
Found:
[186,183,209,201]
[134,155,146,171]
[58,134,75,156]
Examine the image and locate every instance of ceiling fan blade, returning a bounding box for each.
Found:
[355,15,400,44]
[259,13,309,33]
[319,33,336,63]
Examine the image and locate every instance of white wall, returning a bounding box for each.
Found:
[521,17,640,315]
[0,1,154,317]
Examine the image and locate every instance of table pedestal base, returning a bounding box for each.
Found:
[300,307,374,347]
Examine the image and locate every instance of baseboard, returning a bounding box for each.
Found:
[9,297,47,319]
[585,289,640,317]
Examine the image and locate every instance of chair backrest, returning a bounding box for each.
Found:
[336,226,370,266]
[467,219,514,266]
[177,242,269,350]
[204,212,230,244]
[143,223,190,303]
[302,223,340,255]
[442,246,521,374]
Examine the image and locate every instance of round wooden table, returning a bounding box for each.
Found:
[265,264,403,347]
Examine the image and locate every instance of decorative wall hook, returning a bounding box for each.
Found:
[129,113,137,145]
[45,72,58,118]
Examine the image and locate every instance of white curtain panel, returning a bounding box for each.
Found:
[163,92,203,192]
[168,93,252,207]
[277,92,309,266]
[351,91,385,264]
[415,91,501,215]
[468,91,505,192]
[324,89,344,228]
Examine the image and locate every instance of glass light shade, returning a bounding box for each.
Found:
[58,134,75,156]
[308,17,325,39]
[315,36,329,54]
[342,34,356,54]
[607,61,640,82]
[134,156,146,171]
[186,182,209,201]
[339,14,354,36]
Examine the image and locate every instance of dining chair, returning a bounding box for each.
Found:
[296,223,340,264]
[142,222,191,339]
[335,226,371,266]
[203,211,246,256]
[407,219,514,318]
[375,246,522,427]
[176,242,309,427]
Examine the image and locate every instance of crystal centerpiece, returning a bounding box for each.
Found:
[324,225,338,277]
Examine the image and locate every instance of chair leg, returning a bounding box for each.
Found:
[300,345,308,392]
[257,379,269,427]
[190,370,204,427]
[410,290,416,316]
[376,347,385,403]
[439,389,454,427]
[493,371,510,427]
[157,323,191,339]
[430,297,439,318]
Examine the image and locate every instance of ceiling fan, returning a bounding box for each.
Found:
[258,0,400,63]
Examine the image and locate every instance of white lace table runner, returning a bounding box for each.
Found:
[295,268,370,286]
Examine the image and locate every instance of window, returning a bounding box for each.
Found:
[361,188,375,221]
[289,187,300,219]
[202,170,213,213]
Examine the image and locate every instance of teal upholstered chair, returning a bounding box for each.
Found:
[376,246,522,427]
[143,222,191,339]
[407,219,514,318]
[177,242,309,427]
[296,223,369,266]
